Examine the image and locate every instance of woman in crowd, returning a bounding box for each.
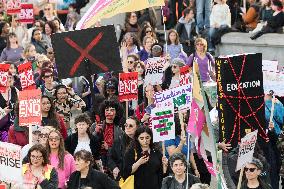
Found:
[164,29,185,61]
[0,32,24,64]
[208,0,231,55]
[67,150,120,189]
[65,114,101,167]
[42,21,56,47]
[163,58,186,90]
[161,153,201,189]
[103,77,119,100]
[123,126,168,189]
[54,85,86,134]
[260,0,274,22]
[137,36,154,62]
[47,130,76,189]
[39,126,55,146]
[39,68,56,98]
[241,0,261,31]
[41,95,67,139]
[120,32,140,62]
[119,12,141,42]
[187,38,215,83]
[53,17,65,33]
[122,53,140,73]
[22,144,58,189]
[0,21,10,53]
[108,116,140,180]
[23,44,37,69]
[138,25,157,45]
[134,61,145,105]
[31,28,49,55]
[42,3,57,22]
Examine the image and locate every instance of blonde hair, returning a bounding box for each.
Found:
[194,37,207,52]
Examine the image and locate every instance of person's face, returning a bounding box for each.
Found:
[271,3,279,11]
[43,72,53,85]
[145,28,153,37]
[44,5,53,16]
[135,63,144,75]
[260,0,269,6]
[75,158,90,172]
[9,35,17,44]
[34,22,43,32]
[45,24,52,35]
[249,0,256,4]
[105,107,116,121]
[171,160,186,176]
[106,88,116,97]
[39,130,50,146]
[171,64,180,74]
[27,45,36,57]
[57,88,67,101]
[6,75,14,87]
[138,132,151,149]
[2,23,10,34]
[169,32,177,43]
[9,64,17,75]
[32,132,40,144]
[145,85,155,99]
[264,94,272,101]
[125,119,138,137]
[48,132,61,149]
[41,97,51,112]
[129,12,137,25]
[195,41,205,53]
[46,48,54,60]
[33,30,42,41]
[185,10,194,21]
[125,35,134,46]
[145,38,153,50]
[30,150,44,167]
[245,163,261,180]
[53,20,60,30]
[76,122,89,135]
[127,57,135,71]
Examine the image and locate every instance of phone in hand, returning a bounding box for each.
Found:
[141,151,149,158]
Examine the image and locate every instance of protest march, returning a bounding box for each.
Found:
[0,0,284,189]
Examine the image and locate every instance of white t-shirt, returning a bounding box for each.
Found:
[74,139,92,154]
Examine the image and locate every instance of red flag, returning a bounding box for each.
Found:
[187,99,206,138]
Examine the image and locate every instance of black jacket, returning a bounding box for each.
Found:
[67,168,120,189]
[175,17,197,44]
[65,132,100,160]
[240,178,272,189]
[161,174,201,189]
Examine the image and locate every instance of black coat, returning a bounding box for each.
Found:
[161,174,201,189]
[67,168,120,189]
[65,132,100,160]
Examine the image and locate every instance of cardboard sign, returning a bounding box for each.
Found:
[19,89,41,126]
[151,101,175,142]
[118,72,138,102]
[144,57,166,86]
[0,142,22,183]
[0,64,10,93]
[216,53,267,148]
[236,130,258,171]
[17,4,33,24]
[6,0,21,14]
[18,62,36,90]
[154,84,192,112]
[51,25,121,79]
[263,70,284,96]
[180,65,191,86]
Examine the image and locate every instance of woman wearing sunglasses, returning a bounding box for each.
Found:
[108,116,140,180]
[240,158,272,189]
[47,130,75,189]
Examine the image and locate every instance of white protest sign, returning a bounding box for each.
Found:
[0,142,22,183]
[262,60,278,72]
[144,57,166,86]
[154,84,192,112]
[263,70,284,96]
[236,130,258,171]
[151,101,175,142]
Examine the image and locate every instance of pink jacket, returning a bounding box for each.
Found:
[49,152,76,189]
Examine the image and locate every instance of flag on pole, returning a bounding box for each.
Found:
[76,0,165,29]
[187,99,206,138]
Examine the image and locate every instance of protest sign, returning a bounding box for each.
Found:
[17,4,33,24]
[0,142,22,183]
[6,0,21,14]
[144,57,166,86]
[18,62,36,90]
[0,184,6,189]
[76,0,164,29]
[236,130,258,171]
[154,84,192,112]
[19,89,41,126]
[52,25,121,79]
[262,60,278,72]
[263,70,284,96]
[180,65,191,86]
[119,72,138,102]
[0,64,9,93]
[216,53,267,147]
[151,101,175,142]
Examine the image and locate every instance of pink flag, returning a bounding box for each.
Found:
[187,99,205,138]
[204,159,217,176]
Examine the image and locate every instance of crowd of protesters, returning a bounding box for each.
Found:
[0,0,284,189]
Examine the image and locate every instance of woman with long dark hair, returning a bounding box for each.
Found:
[123,126,168,189]
[31,28,49,54]
[43,21,56,47]
[47,130,75,189]
[119,12,141,43]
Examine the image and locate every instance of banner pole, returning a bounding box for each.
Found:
[29,125,32,145]
[162,141,165,157]
[269,96,275,123]
[125,101,129,119]
[161,6,168,54]
[237,167,244,189]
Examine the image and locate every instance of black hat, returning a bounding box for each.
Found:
[272,0,283,9]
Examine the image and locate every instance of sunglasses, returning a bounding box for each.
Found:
[44,74,53,79]
[146,30,152,33]
[44,8,51,11]
[128,60,134,64]
[48,137,60,141]
[124,123,134,128]
[244,167,257,172]
[196,43,204,46]
[47,52,54,54]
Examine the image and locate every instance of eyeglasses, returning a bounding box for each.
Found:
[39,133,49,138]
[31,155,43,160]
[244,167,257,172]
[124,123,134,128]
[44,8,51,11]
[128,60,134,64]
[47,52,54,55]
[48,137,60,141]
[146,30,152,33]
[196,43,204,46]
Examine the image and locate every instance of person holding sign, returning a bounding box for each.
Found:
[22,144,58,189]
[240,158,272,189]
[123,126,168,189]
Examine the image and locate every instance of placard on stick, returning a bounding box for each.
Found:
[17,4,34,24]
[180,65,191,86]
[18,62,36,90]
[6,0,21,15]
[0,64,9,93]
[118,72,138,102]
[19,89,42,126]
[144,57,166,85]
